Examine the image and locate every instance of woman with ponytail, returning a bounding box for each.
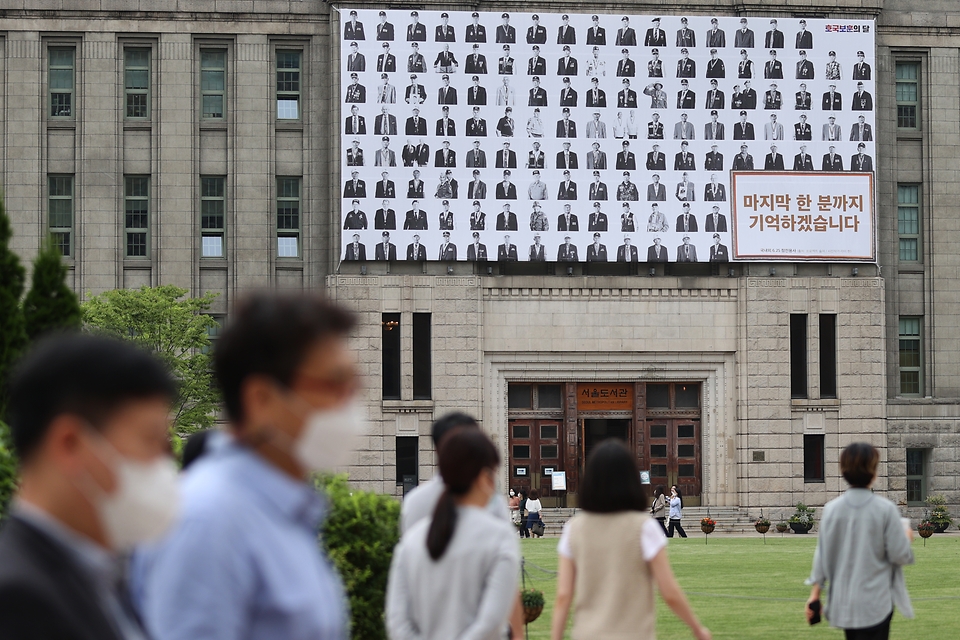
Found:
[386,429,520,640]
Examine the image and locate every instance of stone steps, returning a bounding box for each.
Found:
[530,506,792,537]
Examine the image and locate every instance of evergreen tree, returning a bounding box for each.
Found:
[23,238,82,340]
[0,196,27,419]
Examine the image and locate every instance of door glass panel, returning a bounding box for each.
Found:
[679,464,695,477]
[512,424,530,439]
[538,384,562,408]
[678,444,695,457]
[508,384,532,408]
[677,424,695,438]
[650,424,667,438]
[647,384,670,407]
[540,445,558,459]
[651,464,667,477]
[650,444,667,458]
[540,425,558,439]
[675,383,700,407]
[512,445,530,459]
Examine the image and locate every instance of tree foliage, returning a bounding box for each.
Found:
[318,474,401,640]
[81,285,219,435]
[0,422,17,518]
[0,197,27,419]
[23,238,82,340]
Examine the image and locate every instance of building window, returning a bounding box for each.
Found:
[803,434,825,483]
[201,177,226,258]
[396,436,418,486]
[819,314,837,398]
[897,185,920,262]
[507,383,565,411]
[276,177,301,258]
[124,176,149,258]
[124,48,150,119]
[382,313,401,400]
[898,317,922,396]
[276,50,301,120]
[906,448,927,505]
[790,314,808,399]
[48,176,74,256]
[895,62,919,129]
[412,313,431,400]
[201,50,226,119]
[49,47,75,118]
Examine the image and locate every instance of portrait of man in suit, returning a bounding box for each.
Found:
[375,74,396,105]
[344,234,365,261]
[794,113,812,140]
[674,141,696,171]
[677,236,698,262]
[467,231,488,261]
[557,203,579,231]
[706,17,725,48]
[705,206,728,233]
[557,235,579,262]
[619,79,638,108]
[618,140,638,170]
[496,13,516,44]
[557,45,578,76]
[734,111,755,140]
[705,50,725,81]
[465,140,486,169]
[793,145,814,171]
[376,231,397,260]
[405,108,426,136]
[406,11,426,41]
[344,10,365,40]
[345,73,366,104]
[529,235,547,261]
[436,105,456,136]
[586,233,608,262]
[850,143,874,172]
[435,12,455,42]
[343,170,366,198]
[345,105,365,135]
[406,170,424,199]
[795,19,813,49]
[586,76,606,108]
[374,171,396,199]
[466,12,487,43]
[587,112,607,139]
[616,16,637,45]
[526,14,547,44]
[465,44,488,75]
[556,107,577,137]
[647,236,668,262]
[796,50,814,80]
[466,107,487,137]
[404,73,425,104]
[764,113,784,140]
[676,48,696,78]
[495,142,517,169]
[587,142,608,169]
[556,141,578,169]
[676,202,698,232]
[407,43,426,74]
[643,17,664,47]
[557,170,577,201]
[527,45,546,76]
[704,174,726,202]
[852,82,873,111]
[438,231,457,261]
[375,11,393,42]
[438,201,454,230]
[705,144,724,171]
[674,113,695,140]
[557,13,576,44]
[346,42,365,72]
[467,76,487,106]
[437,74,457,105]
[588,202,608,231]
[528,76,547,107]
[764,145,785,171]
[587,15,606,45]
[705,110,725,140]
[822,115,842,142]
[498,235,519,261]
[734,18,754,48]
[469,200,486,230]
[559,77,578,107]
[647,112,664,139]
[375,199,396,229]
[822,145,843,171]
[709,234,729,262]
[496,172,518,200]
[765,19,784,49]
[853,51,871,80]
[618,236,639,262]
[741,80,757,108]
[406,234,427,260]
[403,201,428,230]
[617,49,636,78]
[733,144,754,170]
[850,115,874,141]
[823,84,842,111]
[589,171,608,201]
[647,174,667,201]
[467,171,487,200]
[434,140,456,168]
[796,82,812,110]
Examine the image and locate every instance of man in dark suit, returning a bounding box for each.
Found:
[374,172,396,199]
[676,48,695,78]
[464,44,488,74]
[495,142,517,169]
[793,145,814,171]
[764,20,784,48]
[466,107,487,137]
[556,142,578,169]
[647,174,667,201]
[794,113,812,140]
[437,75,457,105]
[406,234,427,260]
[822,145,843,171]
[375,11,394,42]
[705,18,725,48]
[496,203,518,230]
[0,335,176,640]
[586,233,607,262]
[557,171,577,200]
[467,77,487,106]
[674,141,696,170]
[498,235,519,261]
[438,231,457,261]
[405,108,427,136]
[705,50,725,80]
[467,232,488,261]
[741,80,757,109]
[345,105,365,135]
[618,141,638,170]
[733,144,754,170]
[764,145,785,170]
[705,207,728,233]
[407,170,425,198]
[850,143,874,172]
[526,14,547,44]
[345,141,363,170]
[496,13,516,43]
[676,202,698,232]
[589,172,608,201]
[557,204,579,231]
[527,45,547,76]
[403,202,428,230]
[466,12,487,43]
[468,171,487,200]
[587,15,606,45]
[852,82,873,111]
[647,237,668,262]
[435,140,456,168]
[617,49,636,77]
[643,17,665,46]
[496,171,517,199]
[676,80,696,109]
[466,140,487,168]
[375,106,397,135]
[344,10,365,40]
[618,237,639,262]
[764,50,782,79]
[436,105,456,136]
[704,175,726,201]
[853,51,871,80]
[588,202,608,231]
[345,73,365,103]
[557,47,578,77]
[644,142,667,171]
[559,77,577,106]
[529,235,546,261]
[618,79,638,108]
[343,171,366,198]
[709,234,730,262]
[344,234,366,260]
[375,200,396,229]
[850,115,874,142]
[795,19,813,49]
[557,236,579,261]
[346,42,365,72]
[676,17,695,47]
[705,144,724,171]
[406,11,426,41]
[734,18,754,48]
[377,44,397,74]
[795,83,812,110]
[557,14,576,44]
[435,13,455,42]
[376,231,397,260]
[528,76,548,106]
[796,50,814,80]
[734,111,755,140]
[586,77,606,107]
[677,236,698,262]
[822,84,842,110]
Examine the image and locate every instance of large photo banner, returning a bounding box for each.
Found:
[339,10,875,263]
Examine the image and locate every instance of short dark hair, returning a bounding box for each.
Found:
[579,439,648,513]
[7,334,176,459]
[529,489,539,500]
[840,442,879,487]
[430,412,478,449]
[213,292,355,424]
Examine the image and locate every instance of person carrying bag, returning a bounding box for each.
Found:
[651,485,668,534]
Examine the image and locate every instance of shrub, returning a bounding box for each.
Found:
[318,474,400,640]
[0,421,17,519]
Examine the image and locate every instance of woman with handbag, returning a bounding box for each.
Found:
[508,489,522,528]
[651,485,668,534]
[549,440,711,640]
[526,490,544,538]
[517,490,530,539]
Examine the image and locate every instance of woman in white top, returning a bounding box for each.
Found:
[525,489,543,537]
[667,485,688,538]
[550,440,710,640]
[386,429,520,640]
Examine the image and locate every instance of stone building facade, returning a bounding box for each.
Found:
[1,1,957,516]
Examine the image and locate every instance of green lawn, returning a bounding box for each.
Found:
[518,535,960,639]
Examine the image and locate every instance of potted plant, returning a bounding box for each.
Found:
[926,495,953,533]
[700,516,716,534]
[775,521,789,534]
[522,588,545,624]
[917,521,936,539]
[789,503,816,534]
[755,516,771,534]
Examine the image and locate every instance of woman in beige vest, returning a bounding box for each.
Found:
[550,440,711,640]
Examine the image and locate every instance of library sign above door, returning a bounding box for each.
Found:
[339,11,875,263]
[577,384,633,411]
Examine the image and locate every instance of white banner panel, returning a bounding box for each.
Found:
[731,172,875,261]
[339,10,875,263]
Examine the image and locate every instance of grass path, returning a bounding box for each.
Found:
[518,535,960,639]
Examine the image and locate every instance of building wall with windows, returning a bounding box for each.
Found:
[1,1,958,515]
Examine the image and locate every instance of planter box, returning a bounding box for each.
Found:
[933,521,950,534]
[790,522,813,534]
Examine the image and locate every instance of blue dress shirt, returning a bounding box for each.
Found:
[139,435,347,640]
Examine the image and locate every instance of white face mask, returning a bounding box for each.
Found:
[83,436,181,551]
[292,399,368,472]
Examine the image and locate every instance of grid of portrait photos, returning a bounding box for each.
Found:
[340,10,875,263]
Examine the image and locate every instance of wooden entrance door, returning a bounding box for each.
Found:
[645,418,702,500]
[508,419,564,503]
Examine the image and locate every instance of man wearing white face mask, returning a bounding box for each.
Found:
[139,293,359,640]
[0,334,178,640]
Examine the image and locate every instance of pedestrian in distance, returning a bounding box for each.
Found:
[518,489,531,538]
[651,485,669,534]
[805,442,915,640]
[526,489,544,537]
[667,485,688,538]
[386,429,520,640]
[550,440,711,640]
[508,488,522,527]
